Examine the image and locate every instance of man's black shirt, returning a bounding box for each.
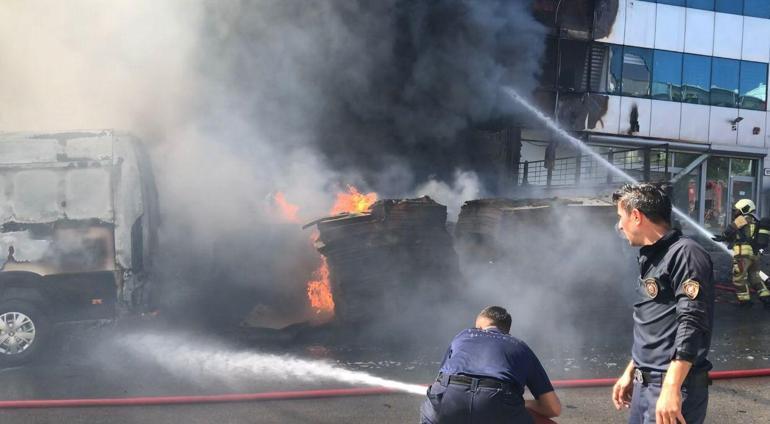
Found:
[633,229,714,373]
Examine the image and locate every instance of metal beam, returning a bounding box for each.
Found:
[669,153,710,184]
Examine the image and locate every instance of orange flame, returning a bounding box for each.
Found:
[330,186,377,215]
[307,256,334,316]
[273,192,300,223]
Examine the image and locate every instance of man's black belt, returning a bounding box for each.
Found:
[437,373,512,391]
[633,369,711,388]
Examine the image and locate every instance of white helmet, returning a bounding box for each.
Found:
[734,198,756,214]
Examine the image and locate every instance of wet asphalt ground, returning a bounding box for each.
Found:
[1,288,769,423]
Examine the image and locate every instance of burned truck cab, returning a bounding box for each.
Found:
[0,131,158,365]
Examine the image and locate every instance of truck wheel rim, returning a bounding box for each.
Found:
[0,312,36,355]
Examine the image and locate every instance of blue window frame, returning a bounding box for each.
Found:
[682,54,711,105]
[622,47,653,98]
[739,61,768,110]
[658,0,685,5]
[744,0,770,18]
[715,0,743,14]
[687,0,715,10]
[711,58,740,108]
[652,50,683,101]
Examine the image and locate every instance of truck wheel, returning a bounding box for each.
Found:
[0,300,49,367]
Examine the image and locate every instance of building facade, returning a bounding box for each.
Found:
[523,0,770,234]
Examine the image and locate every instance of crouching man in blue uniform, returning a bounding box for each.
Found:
[420,306,561,423]
[612,184,714,424]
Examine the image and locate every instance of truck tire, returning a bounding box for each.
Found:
[0,300,50,367]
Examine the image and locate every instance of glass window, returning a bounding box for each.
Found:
[715,0,743,14]
[731,158,756,177]
[739,61,767,111]
[745,0,770,18]
[687,0,714,10]
[590,44,623,95]
[705,157,729,232]
[652,50,683,101]
[710,58,740,108]
[682,54,711,105]
[671,152,701,223]
[622,47,653,98]
[658,0,686,6]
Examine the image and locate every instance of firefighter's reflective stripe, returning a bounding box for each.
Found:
[733,244,754,256]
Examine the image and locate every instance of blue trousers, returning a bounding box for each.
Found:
[628,380,708,424]
[419,381,533,424]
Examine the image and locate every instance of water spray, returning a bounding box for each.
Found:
[502,87,731,255]
[120,333,427,395]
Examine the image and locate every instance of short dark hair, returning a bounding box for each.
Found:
[479,306,512,333]
[612,183,672,225]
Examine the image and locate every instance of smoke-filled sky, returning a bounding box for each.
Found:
[0,0,552,324]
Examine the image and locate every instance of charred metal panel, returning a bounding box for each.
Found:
[709,107,739,145]
[65,169,112,220]
[654,4,685,52]
[558,39,590,93]
[1,224,116,275]
[42,271,117,321]
[532,0,557,27]
[684,9,714,56]
[538,37,558,91]
[624,0,656,48]
[0,137,59,165]
[620,97,651,136]
[11,170,60,222]
[557,93,614,132]
[64,137,113,161]
[113,136,144,273]
[556,0,594,39]
[470,127,522,193]
[593,0,620,41]
[714,13,743,60]
[742,17,770,62]
[680,103,711,142]
[595,0,624,44]
[649,100,682,140]
[737,109,766,148]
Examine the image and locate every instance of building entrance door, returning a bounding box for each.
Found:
[728,177,756,222]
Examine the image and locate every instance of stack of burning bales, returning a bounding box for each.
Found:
[307,196,462,324]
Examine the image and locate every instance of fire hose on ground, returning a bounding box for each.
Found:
[1,368,769,410]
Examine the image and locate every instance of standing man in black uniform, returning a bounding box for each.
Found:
[611,184,714,424]
[420,306,561,424]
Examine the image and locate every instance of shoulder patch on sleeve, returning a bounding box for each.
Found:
[683,279,700,300]
[644,278,659,299]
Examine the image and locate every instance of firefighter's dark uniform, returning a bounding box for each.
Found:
[719,214,770,304]
[629,229,713,424]
[420,328,553,424]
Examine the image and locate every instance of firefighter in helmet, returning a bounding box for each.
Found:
[712,199,770,306]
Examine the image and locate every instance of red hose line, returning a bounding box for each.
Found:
[1,368,769,410]
[715,283,738,292]
[0,387,396,409]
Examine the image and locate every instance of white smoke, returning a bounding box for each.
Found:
[414,170,483,222]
